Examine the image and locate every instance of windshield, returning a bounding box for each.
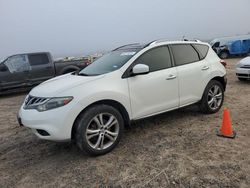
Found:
[79,51,137,76]
[0,57,7,64]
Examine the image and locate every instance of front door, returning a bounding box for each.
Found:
[127,46,179,119]
[0,55,30,90]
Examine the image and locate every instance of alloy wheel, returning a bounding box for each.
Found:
[207,85,223,110]
[85,113,119,150]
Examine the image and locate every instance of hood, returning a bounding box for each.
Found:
[30,73,104,97]
[239,56,250,66]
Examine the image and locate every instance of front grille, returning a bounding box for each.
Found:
[236,73,250,78]
[24,95,48,108]
[241,65,250,69]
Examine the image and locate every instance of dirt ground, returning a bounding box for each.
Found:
[0,58,250,188]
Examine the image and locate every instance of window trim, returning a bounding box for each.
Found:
[192,44,209,60]
[122,45,174,78]
[169,44,201,67]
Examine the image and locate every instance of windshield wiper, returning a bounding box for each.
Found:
[78,72,90,76]
[71,70,88,76]
[75,70,100,76]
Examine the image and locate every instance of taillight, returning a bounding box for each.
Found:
[86,60,91,65]
[220,60,227,67]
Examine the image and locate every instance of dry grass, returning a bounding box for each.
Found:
[0,58,250,188]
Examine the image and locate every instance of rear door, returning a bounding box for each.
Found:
[0,55,30,90]
[28,53,55,84]
[242,39,250,53]
[230,40,242,54]
[170,44,211,106]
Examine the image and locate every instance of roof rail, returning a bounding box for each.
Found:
[144,40,158,47]
[112,43,140,51]
[182,38,202,42]
[146,38,178,46]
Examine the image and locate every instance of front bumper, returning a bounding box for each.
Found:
[18,102,79,141]
[236,67,250,79]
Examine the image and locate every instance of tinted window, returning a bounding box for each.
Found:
[213,42,220,48]
[135,46,172,72]
[171,44,199,66]
[194,44,209,59]
[28,54,49,66]
[4,55,31,73]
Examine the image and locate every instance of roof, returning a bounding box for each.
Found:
[211,34,250,44]
[113,39,207,52]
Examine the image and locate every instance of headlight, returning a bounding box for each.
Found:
[37,97,73,112]
[236,62,242,68]
[24,96,73,112]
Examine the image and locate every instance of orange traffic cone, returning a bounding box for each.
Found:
[217,108,236,138]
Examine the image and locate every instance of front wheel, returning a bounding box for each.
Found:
[238,77,247,81]
[75,105,124,156]
[199,80,224,114]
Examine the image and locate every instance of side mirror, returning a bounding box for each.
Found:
[132,64,149,76]
[0,64,8,72]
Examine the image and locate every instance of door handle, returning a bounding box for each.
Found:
[166,74,177,80]
[202,66,209,70]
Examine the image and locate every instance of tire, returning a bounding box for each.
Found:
[75,104,124,156]
[238,77,247,81]
[219,51,229,59]
[199,80,224,114]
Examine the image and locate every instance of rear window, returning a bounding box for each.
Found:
[193,44,209,59]
[171,44,200,66]
[28,54,49,66]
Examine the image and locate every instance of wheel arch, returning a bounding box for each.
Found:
[71,99,131,139]
[219,49,230,59]
[210,76,227,91]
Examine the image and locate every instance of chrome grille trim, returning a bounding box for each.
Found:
[241,65,250,69]
[24,95,49,108]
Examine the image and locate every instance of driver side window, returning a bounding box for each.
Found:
[134,46,172,72]
[4,55,31,73]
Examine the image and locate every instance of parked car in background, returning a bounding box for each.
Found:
[0,52,89,93]
[210,35,250,59]
[236,56,250,81]
[18,40,227,156]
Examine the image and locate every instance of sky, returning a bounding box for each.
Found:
[0,0,250,60]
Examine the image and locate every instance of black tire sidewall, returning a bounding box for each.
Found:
[238,77,247,81]
[219,51,229,59]
[75,104,124,156]
[200,80,224,114]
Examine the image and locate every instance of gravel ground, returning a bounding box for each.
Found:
[0,58,249,188]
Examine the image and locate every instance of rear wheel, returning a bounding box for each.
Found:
[219,51,229,59]
[199,80,224,114]
[75,105,124,156]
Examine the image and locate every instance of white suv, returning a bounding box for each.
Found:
[18,40,227,155]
